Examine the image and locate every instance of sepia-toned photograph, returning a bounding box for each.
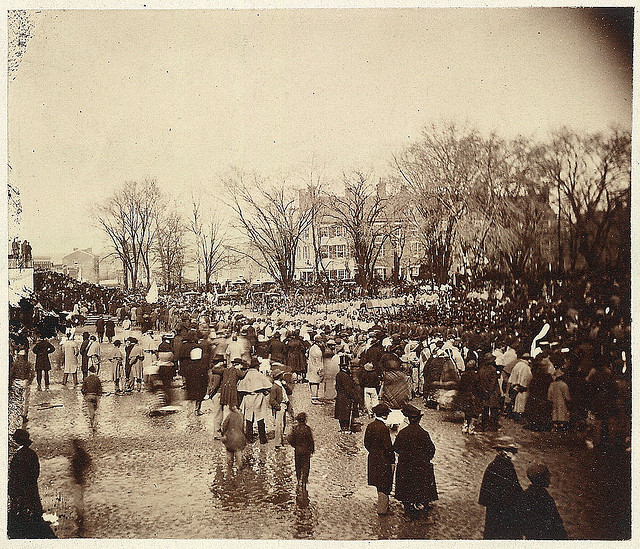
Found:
[6,5,633,542]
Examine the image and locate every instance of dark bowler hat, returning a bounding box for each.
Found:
[401,404,423,418]
[371,403,391,417]
[12,429,32,446]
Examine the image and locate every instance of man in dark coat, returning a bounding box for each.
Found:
[288,412,315,491]
[393,404,438,521]
[32,336,55,391]
[477,352,501,431]
[105,318,116,343]
[268,332,287,366]
[181,337,209,416]
[361,337,385,374]
[95,316,105,343]
[79,332,91,380]
[520,463,568,539]
[334,362,362,432]
[8,430,56,539]
[478,436,523,539]
[364,403,395,515]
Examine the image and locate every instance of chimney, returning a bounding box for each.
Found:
[376,179,386,199]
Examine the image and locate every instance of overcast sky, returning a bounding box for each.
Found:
[8,8,633,259]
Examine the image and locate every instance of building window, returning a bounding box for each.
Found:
[328,269,348,280]
[320,226,331,238]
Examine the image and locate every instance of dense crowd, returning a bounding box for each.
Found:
[33,270,126,314]
[7,269,631,539]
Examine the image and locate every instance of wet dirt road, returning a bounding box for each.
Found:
[16,336,631,540]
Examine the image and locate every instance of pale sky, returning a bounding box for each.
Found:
[7,8,633,259]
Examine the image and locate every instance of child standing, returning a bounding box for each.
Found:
[547,370,571,432]
[221,406,246,470]
[288,413,315,490]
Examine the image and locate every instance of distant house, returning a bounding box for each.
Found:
[32,257,54,270]
[61,248,100,284]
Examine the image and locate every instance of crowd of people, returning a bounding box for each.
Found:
[33,271,125,315]
[7,268,631,539]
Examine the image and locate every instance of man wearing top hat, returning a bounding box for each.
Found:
[363,403,395,515]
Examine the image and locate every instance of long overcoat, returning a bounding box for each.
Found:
[363,418,395,494]
[334,370,361,421]
[453,369,482,416]
[478,362,501,408]
[478,452,523,539]
[520,484,568,539]
[393,423,438,503]
[7,445,57,539]
[105,320,116,339]
[32,340,54,372]
[182,343,209,402]
[219,366,246,408]
[286,336,307,374]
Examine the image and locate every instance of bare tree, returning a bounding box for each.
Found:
[483,138,554,288]
[297,163,332,291]
[394,123,483,284]
[94,178,161,290]
[226,171,312,292]
[190,199,228,292]
[326,172,389,294]
[538,127,631,274]
[385,179,413,284]
[154,207,187,292]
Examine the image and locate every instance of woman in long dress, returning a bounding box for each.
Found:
[321,341,339,400]
[182,340,209,415]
